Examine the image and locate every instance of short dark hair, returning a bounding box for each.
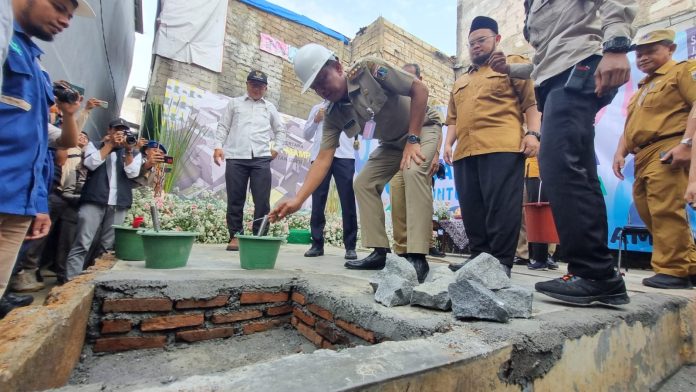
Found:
[403,63,421,78]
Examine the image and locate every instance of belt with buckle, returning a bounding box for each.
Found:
[632,131,683,154]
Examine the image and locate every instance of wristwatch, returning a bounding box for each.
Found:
[602,37,632,53]
[525,130,541,141]
[680,137,693,147]
[406,134,421,144]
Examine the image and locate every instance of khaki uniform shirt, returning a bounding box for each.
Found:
[445,55,537,161]
[321,57,441,151]
[624,60,696,153]
[525,0,637,85]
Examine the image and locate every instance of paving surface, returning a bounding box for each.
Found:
[69,327,317,386]
[61,243,696,391]
[657,365,696,392]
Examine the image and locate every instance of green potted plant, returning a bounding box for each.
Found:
[136,99,208,268]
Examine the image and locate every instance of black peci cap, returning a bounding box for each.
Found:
[470,16,498,35]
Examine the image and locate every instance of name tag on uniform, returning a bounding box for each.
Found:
[363,119,376,140]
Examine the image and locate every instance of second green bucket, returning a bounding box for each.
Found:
[113,225,145,261]
[139,231,198,269]
[237,235,284,269]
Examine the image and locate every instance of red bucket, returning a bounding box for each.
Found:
[523,202,560,244]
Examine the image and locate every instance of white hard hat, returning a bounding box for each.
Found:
[293,43,335,93]
[75,0,96,18]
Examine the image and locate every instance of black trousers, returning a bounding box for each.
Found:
[536,56,617,280]
[310,158,357,250]
[454,152,524,267]
[225,158,272,237]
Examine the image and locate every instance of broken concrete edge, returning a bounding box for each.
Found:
[56,293,696,392]
[0,255,117,392]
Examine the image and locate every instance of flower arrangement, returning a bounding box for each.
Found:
[434,201,451,221]
[127,188,396,248]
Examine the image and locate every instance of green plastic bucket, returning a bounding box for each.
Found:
[113,225,145,261]
[237,235,285,269]
[139,231,198,269]
[287,229,311,244]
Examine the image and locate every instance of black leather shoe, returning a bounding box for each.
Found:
[513,256,529,266]
[344,249,357,260]
[345,248,389,270]
[406,253,429,283]
[0,298,17,319]
[642,274,693,290]
[304,246,324,257]
[428,247,446,257]
[4,292,33,307]
[690,275,696,285]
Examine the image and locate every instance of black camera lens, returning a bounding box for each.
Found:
[125,132,137,146]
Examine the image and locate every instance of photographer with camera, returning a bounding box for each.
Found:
[0,0,94,318]
[64,118,142,281]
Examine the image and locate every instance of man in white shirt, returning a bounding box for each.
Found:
[64,118,142,280]
[302,100,358,260]
[214,70,287,251]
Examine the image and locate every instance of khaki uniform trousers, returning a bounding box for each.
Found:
[633,148,696,277]
[0,214,32,298]
[355,125,439,254]
[389,171,407,255]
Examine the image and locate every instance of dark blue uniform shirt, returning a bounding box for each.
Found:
[0,23,54,216]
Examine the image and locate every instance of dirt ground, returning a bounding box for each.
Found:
[69,325,317,387]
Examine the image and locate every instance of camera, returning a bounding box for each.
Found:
[164,155,174,164]
[124,130,138,146]
[52,82,79,103]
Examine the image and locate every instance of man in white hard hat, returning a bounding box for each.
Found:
[270,43,441,283]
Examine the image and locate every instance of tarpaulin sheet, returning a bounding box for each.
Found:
[154,0,228,72]
[239,0,350,44]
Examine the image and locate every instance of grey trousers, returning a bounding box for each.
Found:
[65,203,126,280]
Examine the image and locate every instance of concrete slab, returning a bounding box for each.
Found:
[44,245,696,391]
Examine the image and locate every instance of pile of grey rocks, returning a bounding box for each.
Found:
[369,253,533,323]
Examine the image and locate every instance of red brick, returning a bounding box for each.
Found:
[315,320,350,345]
[101,319,132,334]
[266,304,293,316]
[292,307,316,327]
[295,321,323,347]
[176,327,236,343]
[175,295,230,309]
[93,336,166,352]
[336,319,376,343]
[141,314,204,331]
[240,291,289,304]
[242,318,288,335]
[291,292,306,305]
[103,298,172,313]
[321,340,336,350]
[307,304,333,321]
[211,309,262,324]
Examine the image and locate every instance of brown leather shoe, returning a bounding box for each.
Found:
[226,237,239,251]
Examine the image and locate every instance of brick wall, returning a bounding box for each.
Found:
[90,288,379,353]
[149,0,350,120]
[148,1,455,118]
[352,18,455,107]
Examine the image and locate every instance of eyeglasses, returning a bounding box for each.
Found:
[467,35,496,48]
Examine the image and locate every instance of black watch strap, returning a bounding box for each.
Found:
[602,37,632,53]
[525,131,541,141]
